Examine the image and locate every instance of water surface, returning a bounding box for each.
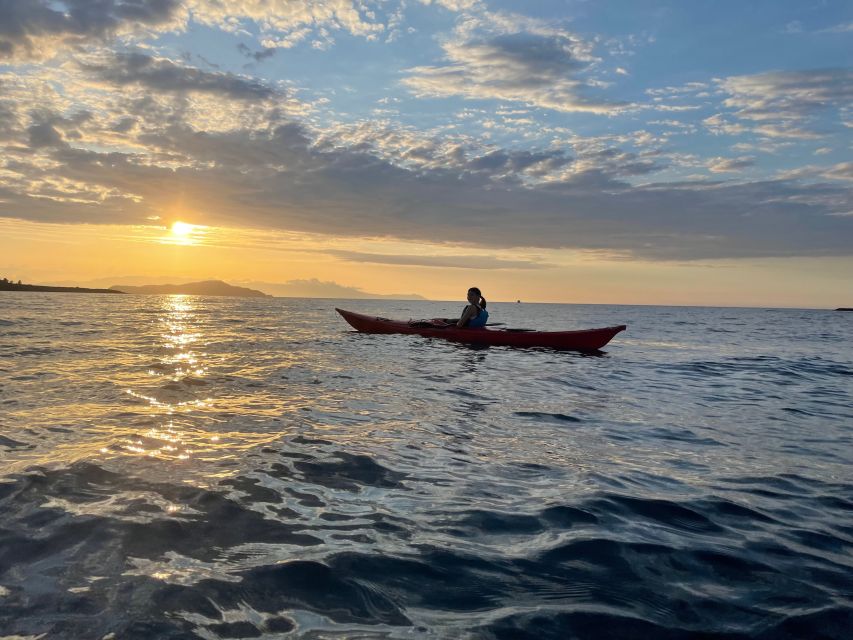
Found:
[1,294,851,638]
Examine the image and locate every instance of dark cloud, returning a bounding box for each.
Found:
[0,0,181,59]
[325,251,553,270]
[3,115,850,261]
[21,110,93,149]
[404,30,625,113]
[476,32,587,82]
[21,110,95,149]
[111,116,138,133]
[577,148,666,177]
[1,87,851,262]
[468,149,572,176]
[27,122,66,148]
[82,52,277,100]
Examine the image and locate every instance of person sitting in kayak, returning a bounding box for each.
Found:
[454,287,489,328]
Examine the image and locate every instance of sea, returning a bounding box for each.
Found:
[0,293,851,639]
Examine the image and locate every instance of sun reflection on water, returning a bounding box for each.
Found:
[105,295,286,472]
[2,294,297,480]
[161,295,201,350]
[117,296,211,461]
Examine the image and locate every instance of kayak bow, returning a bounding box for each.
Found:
[336,308,626,351]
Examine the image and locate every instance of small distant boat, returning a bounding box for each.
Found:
[336,308,626,351]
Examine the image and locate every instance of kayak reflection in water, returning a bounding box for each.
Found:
[443,287,489,328]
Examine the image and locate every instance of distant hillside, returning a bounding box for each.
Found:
[0,278,123,294]
[111,280,271,298]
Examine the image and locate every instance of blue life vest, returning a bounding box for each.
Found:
[467,306,489,328]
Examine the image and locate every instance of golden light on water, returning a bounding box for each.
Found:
[106,295,285,467]
[3,286,286,479]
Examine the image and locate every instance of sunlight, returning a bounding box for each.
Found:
[163,221,206,246]
[171,221,194,237]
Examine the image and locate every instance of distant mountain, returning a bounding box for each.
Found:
[111,280,271,298]
[245,278,426,300]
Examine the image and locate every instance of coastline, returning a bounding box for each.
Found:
[0,283,123,294]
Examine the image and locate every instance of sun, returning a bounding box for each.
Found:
[164,220,205,245]
[171,221,195,238]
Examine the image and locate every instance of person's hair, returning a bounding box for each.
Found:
[468,286,486,309]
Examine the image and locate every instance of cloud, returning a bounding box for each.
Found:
[731,140,794,155]
[2,111,850,261]
[750,123,825,140]
[644,81,709,112]
[782,21,803,35]
[186,0,384,49]
[717,69,853,139]
[419,0,482,11]
[325,251,552,270]
[27,122,67,148]
[0,0,391,60]
[317,118,576,182]
[0,100,19,141]
[820,22,853,34]
[0,0,182,60]
[707,156,755,173]
[568,146,665,177]
[703,114,748,136]
[824,162,853,182]
[646,82,710,97]
[403,14,625,114]
[466,148,572,178]
[1,50,851,263]
[81,52,277,100]
[776,161,853,184]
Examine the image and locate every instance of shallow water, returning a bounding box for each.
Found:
[1,293,851,639]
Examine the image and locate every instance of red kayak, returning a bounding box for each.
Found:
[336,308,626,351]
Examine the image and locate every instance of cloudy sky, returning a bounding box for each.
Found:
[0,0,851,306]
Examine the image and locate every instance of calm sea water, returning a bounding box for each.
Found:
[1,293,851,639]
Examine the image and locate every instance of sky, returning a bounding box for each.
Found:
[0,0,851,306]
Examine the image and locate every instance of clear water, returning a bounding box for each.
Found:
[1,293,851,639]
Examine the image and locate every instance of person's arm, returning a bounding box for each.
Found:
[456,305,477,327]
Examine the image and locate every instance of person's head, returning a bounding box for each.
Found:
[467,287,486,308]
